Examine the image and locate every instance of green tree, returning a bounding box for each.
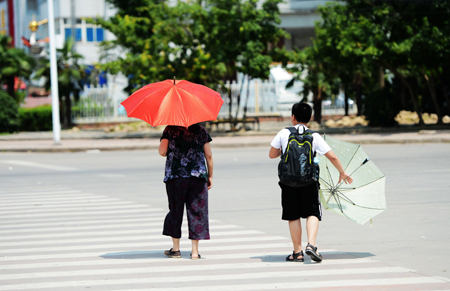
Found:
[34,38,85,128]
[0,35,36,103]
[96,0,288,125]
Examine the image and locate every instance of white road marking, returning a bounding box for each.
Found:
[0,243,292,261]
[0,224,243,242]
[0,160,79,171]
[0,266,407,281]
[115,277,449,291]
[0,230,262,247]
[0,236,286,254]
[0,269,428,290]
[0,255,377,271]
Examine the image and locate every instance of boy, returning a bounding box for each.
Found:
[269,102,353,262]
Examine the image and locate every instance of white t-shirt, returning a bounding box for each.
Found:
[270,124,331,156]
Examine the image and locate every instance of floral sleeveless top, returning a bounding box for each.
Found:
[160,125,212,182]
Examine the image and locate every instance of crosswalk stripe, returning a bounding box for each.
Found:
[0,229,262,247]
[0,266,409,282]
[0,255,378,271]
[0,243,293,261]
[0,198,126,209]
[0,217,223,234]
[0,203,150,216]
[1,235,283,254]
[0,223,242,242]
[0,269,431,291]
[0,200,140,212]
[0,160,79,171]
[0,216,159,230]
[0,206,159,219]
[1,211,166,224]
[116,277,449,291]
[0,195,113,204]
[0,190,82,198]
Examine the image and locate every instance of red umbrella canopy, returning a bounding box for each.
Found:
[121,79,224,127]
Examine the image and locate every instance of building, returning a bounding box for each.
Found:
[278,0,328,50]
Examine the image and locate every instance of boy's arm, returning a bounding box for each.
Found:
[324,150,353,184]
[269,146,281,159]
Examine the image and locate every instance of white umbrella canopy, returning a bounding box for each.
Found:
[318,135,386,225]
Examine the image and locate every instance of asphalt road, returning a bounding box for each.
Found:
[1,143,449,283]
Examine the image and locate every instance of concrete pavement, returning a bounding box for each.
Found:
[1,121,450,152]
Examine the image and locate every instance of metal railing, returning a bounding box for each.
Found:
[71,84,356,124]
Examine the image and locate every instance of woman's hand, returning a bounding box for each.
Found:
[207,177,213,190]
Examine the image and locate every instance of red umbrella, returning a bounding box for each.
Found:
[121,79,224,127]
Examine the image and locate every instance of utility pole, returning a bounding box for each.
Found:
[70,0,76,50]
[47,0,61,144]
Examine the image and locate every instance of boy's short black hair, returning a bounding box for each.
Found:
[292,102,312,123]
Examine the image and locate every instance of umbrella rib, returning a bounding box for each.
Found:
[343,144,361,173]
[336,176,386,192]
[334,190,356,205]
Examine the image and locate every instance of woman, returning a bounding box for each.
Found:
[158,124,213,259]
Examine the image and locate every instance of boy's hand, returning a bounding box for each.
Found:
[339,172,353,184]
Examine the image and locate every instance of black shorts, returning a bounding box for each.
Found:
[279,181,322,221]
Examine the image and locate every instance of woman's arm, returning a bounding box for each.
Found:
[204,142,213,190]
[324,150,353,184]
[159,139,169,157]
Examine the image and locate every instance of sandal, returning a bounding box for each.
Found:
[286,250,304,262]
[164,248,181,258]
[190,253,201,260]
[305,243,322,262]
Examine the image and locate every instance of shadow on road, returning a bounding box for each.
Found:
[100,250,166,259]
[252,251,375,262]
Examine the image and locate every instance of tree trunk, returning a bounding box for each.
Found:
[354,73,363,116]
[439,78,450,114]
[343,83,349,116]
[6,77,15,100]
[313,88,322,123]
[65,94,72,128]
[424,72,443,125]
[379,67,385,89]
[400,76,425,125]
[242,76,252,124]
[387,65,425,125]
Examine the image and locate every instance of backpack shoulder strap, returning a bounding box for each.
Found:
[286,127,298,134]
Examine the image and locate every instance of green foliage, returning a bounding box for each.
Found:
[287,0,450,126]
[0,35,36,101]
[0,90,19,133]
[18,105,53,132]
[95,0,288,93]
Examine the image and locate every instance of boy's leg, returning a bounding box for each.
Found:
[306,215,319,246]
[288,219,303,259]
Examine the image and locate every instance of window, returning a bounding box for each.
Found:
[64,28,82,41]
[27,0,38,11]
[63,18,104,43]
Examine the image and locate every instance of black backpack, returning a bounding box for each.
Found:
[278,126,319,187]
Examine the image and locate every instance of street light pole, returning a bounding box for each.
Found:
[47,0,61,144]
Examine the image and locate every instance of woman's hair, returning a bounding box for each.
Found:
[292,102,312,123]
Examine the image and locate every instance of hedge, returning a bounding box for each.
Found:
[18,105,53,131]
[0,90,19,133]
